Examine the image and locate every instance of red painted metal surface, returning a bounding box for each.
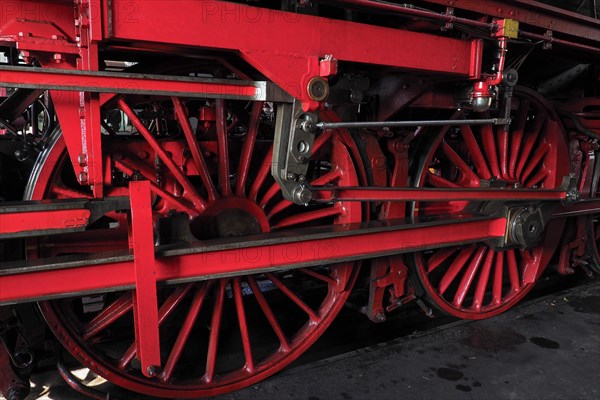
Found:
[410,88,572,319]
[107,0,483,109]
[0,209,90,235]
[23,103,369,396]
[0,217,507,305]
[129,181,161,377]
[312,186,567,202]
[0,0,598,397]
[0,67,265,99]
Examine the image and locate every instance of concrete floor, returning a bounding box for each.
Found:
[14,280,600,400]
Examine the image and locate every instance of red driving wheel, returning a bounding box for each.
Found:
[28,98,366,397]
[409,87,571,319]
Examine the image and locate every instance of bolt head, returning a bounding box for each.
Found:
[293,187,313,204]
[286,172,298,182]
[146,365,159,377]
[300,119,316,134]
[78,171,88,183]
[374,313,386,322]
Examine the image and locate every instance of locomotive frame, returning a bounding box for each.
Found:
[0,0,599,398]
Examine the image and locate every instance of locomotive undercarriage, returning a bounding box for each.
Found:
[0,0,599,398]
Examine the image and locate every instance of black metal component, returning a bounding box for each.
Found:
[0,88,44,125]
[0,344,29,400]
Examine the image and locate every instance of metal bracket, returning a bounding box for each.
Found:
[0,197,130,239]
[272,100,318,204]
[129,181,161,378]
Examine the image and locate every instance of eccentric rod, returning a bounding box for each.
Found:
[316,118,510,130]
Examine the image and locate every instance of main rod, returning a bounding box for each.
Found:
[310,186,567,202]
[0,216,506,305]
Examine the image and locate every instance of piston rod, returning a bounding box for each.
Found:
[316,118,510,130]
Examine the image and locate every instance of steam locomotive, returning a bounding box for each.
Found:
[0,1,598,398]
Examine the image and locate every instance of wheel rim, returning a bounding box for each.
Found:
[30,99,364,397]
[410,88,570,319]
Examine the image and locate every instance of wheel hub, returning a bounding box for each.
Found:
[189,197,270,240]
[507,206,550,249]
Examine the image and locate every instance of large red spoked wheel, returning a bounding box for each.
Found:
[28,99,365,397]
[409,87,570,319]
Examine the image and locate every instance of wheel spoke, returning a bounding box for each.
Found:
[298,268,337,286]
[247,277,290,351]
[272,206,343,230]
[492,251,504,304]
[427,247,459,273]
[215,99,231,197]
[267,199,294,219]
[441,141,479,185]
[236,102,262,197]
[266,273,320,322]
[438,246,475,295]
[498,126,510,179]
[172,97,218,201]
[460,124,491,180]
[508,100,530,179]
[117,99,206,210]
[161,283,210,382]
[427,172,460,188]
[472,250,495,311]
[115,160,198,216]
[203,279,227,383]
[259,182,281,208]
[312,130,334,153]
[249,146,273,202]
[516,114,545,179]
[520,143,549,183]
[82,293,132,341]
[506,249,521,292]
[118,285,193,370]
[453,247,486,307]
[524,168,549,188]
[481,123,501,178]
[233,278,254,373]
